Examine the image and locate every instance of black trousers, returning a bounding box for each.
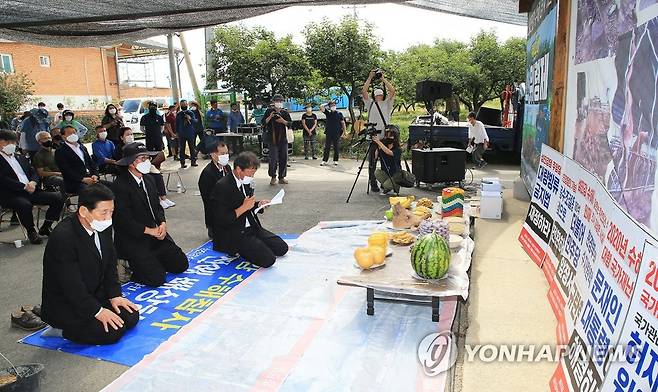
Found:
[128,237,189,287]
[236,227,288,268]
[323,135,340,162]
[368,144,378,187]
[62,306,139,345]
[1,190,63,230]
[179,136,197,165]
[149,173,166,197]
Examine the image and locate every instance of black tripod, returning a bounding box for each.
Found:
[346,138,397,203]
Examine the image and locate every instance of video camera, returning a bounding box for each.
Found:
[357,122,380,137]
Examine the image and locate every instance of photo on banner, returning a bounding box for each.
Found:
[521,0,558,191]
[564,0,658,233]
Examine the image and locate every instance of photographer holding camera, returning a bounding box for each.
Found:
[362,68,396,193]
[262,94,292,185]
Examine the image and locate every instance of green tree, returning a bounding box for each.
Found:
[305,16,382,124]
[0,73,34,124]
[207,25,312,100]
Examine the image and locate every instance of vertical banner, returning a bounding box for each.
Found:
[521,0,558,191]
[519,144,565,268]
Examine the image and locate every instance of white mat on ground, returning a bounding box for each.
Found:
[102,221,463,392]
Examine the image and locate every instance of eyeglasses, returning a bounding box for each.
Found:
[134,155,151,162]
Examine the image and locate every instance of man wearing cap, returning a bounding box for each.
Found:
[262,94,292,185]
[362,70,396,193]
[112,142,189,287]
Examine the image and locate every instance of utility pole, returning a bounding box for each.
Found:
[178,32,201,101]
[167,34,180,103]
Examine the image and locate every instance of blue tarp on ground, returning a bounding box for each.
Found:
[19,235,298,366]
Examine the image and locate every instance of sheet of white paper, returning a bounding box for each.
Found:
[255,189,285,213]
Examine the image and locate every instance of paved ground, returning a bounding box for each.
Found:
[0,156,549,391]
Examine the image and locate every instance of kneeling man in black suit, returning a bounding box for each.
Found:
[41,184,139,345]
[210,151,288,267]
[112,142,189,287]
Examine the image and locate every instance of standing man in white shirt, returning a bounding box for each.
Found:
[362,69,396,193]
[467,112,490,168]
[0,130,63,244]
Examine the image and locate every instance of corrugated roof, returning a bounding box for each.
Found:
[0,0,526,47]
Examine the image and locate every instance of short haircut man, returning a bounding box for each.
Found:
[198,141,231,237]
[41,183,139,345]
[210,151,288,267]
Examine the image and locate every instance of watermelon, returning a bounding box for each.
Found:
[411,233,451,279]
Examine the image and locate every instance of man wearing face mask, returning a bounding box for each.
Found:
[319,101,346,166]
[0,130,63,244]
[32,131,64,192]
[55,126,101,194]
[301,105,318,160]
[262,94,292,185]
[198,141,231,238]
[112,142,189,287]
[210,151,288,267]
[175,99,199,168]
[57,110,88,139]
[41,184,139,345]
[91,126,117,175]
[206,99,227,135]
[248,98,266,126]
[139,101,165,153]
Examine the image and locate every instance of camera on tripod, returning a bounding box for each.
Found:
[357,122,380,138]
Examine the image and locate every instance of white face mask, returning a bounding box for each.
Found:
[90,218,112,232]
[274,102,283,109]
[256,105,262,109]
[109,108,117,115]
[218,154,230,166]
[329,106,336,111]
[66,133,79,144]
[242,176,253,185]
[99,131,108,140]
[124,135,134,144]
[136,160,152,174]
[2,144,16,155]
[64,116,73,122]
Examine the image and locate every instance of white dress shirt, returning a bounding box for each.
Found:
[81,223,104,317]
[1,152,29,185]
[233,172,250,228]
[66,141,85,162]
[468,120,489,144]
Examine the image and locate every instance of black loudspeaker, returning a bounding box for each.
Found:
[411,148,466,184]
[415,81,453,102]
[476,107,502,126]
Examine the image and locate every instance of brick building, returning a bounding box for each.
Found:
[0,39,180,110]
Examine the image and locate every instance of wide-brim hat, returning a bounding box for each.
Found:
[116,142,159,166]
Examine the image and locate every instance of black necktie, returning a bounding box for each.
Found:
[141,180,157,222]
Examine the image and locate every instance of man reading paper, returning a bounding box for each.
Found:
[210,151,289,268]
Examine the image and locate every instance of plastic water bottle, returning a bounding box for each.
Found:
[176,181,182,194]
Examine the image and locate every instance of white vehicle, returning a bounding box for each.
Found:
[118,97,171,136]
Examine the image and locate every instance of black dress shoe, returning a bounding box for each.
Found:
[180,163,188,169]
[38,224,53,236]
[27,231,43,245]
[191,162,199,167]
[11,311,46,331]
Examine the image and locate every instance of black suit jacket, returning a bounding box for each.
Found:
[112,170,169,259]
[0,153,39,204]
[198,162,231,226]
[210,173,262,254]
[41,216,122,328]
[54,142,99,194]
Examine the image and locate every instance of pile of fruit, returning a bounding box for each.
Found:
[390,231,416,245]
[413,205,432,220]
[417,197,433,208]
[388,196,415,209]
[410,233,451,280]
[417,219,449,241]
[354,232,389,270]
